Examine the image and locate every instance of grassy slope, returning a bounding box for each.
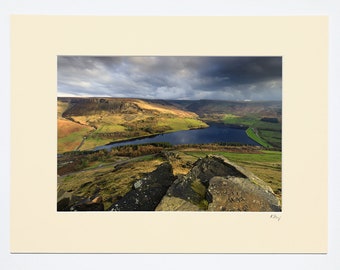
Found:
[246,127,271,148]
[58,98,208,152]
[58,123,92,153]
[58,101,94,153]
[78,114,207,150]
[58,157,165,210]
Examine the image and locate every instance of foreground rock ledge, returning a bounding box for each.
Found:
[58,155,281,211]
[156,155,281,212]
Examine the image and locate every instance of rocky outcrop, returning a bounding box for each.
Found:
[207,176,281,211]
[156,155,281,211]
[61,97,143,117]
[70,196,105,211]
[57,190,82,211]
[108,162,175,211]
[57,191,105,211]
[155,196,200,211]
[57,154,281,212]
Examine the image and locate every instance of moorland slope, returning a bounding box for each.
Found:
[58,97,208,153]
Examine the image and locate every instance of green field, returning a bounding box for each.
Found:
[223,115,258,126]
[95,124,126,133]
[158,117,207,130]
[57,124,93,153]
[246,127,271,148]
[223,115,281,149]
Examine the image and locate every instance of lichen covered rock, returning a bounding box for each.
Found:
[156,155,281,212]
[207,176,281,211]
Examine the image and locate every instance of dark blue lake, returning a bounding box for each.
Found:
[94,123,260,151]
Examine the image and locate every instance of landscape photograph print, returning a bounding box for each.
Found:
[57,56,282,212]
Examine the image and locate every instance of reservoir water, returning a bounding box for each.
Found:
[94,123,260,151]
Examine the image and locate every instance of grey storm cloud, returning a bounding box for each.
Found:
[57,56,282,101]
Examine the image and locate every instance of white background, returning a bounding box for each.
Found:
[1,1,339,269]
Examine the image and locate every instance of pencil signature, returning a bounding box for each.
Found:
[270,214,281,221]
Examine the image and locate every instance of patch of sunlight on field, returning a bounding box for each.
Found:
[80,137,114,151]
[57,101,69,117]
[58,131,86,153]
[159,117,208,131]
[135,99,196,118]
[223,113,239,119]
[58,119,93,153]
[96,124,126,133]
[58,119,92,138]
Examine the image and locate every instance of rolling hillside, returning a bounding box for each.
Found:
[57,97,208,153]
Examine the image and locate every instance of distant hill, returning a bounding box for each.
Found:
[167,99,282,120]
[59,97,282,120]
[59,97,198,118]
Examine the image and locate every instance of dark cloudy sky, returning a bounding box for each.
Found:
[57,56,282,101]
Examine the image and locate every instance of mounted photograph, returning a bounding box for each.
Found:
[57,56,282,212]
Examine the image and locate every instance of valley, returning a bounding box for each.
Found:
[57,97,282,211]
[58,97,281,153]
[58,97,208,153]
